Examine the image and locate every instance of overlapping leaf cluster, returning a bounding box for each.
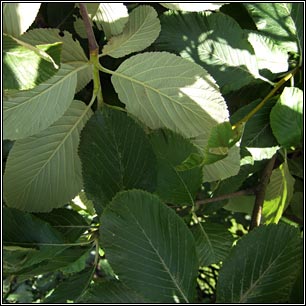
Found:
[3,3,303,303]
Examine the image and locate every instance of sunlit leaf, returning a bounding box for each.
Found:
[160,3,227,12]
[4,100,93,212]
[93,3,129,39]
[102,5,160,58]
[270,87,303,148]
[111,52,229,147]
[3,3,41,36]
[4,64,77,140]
[262,162,295,224]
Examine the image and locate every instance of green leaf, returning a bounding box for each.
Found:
[100,190,199,303]
[289,192,303,221]
[231,97,278,148]
[111,52,229,146]
[244,3,300,52]
[160,3,226,12]
[202,145,240,182]
[4,64,77,140]
[102,5,160,58]
[80,280,149,303]
[20,28,92,92]
[270,87,303,148]
[192,222,234,266]
[246,31,288,74]
[3,34,61,91]
[36,208,89,243]
[3,3,41,36]
[44,266,95,303]
[79,108,157,214]
[149,129,202,205]
[93,3,129,39]
[3,207,64,247]
[216,223,303,303]
[262,162,295,224]
[3,100,93,212]
[155,12,261,93]
[290,3,303,54]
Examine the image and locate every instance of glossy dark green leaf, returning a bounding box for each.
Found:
[231,97,278,148]
[217,223,303,303]
[36,208,89,243]
[44,266,95,303]
[100,190,198,303]
[79,108,157,214]
[3,207,64,247]
[80,280,150,303]
[149,129,202,205]
[192,222,234,266]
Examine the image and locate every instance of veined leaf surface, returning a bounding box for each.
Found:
[79,108,157,214]
[217,223,303,303]
[21,29,92,92]
[4,100,93,212]
[155,12,261,93]
[93,3,128,39]
[100,190,198,303]
[102,5,160,58]
[111,52,229,146]
[4,64,77,140]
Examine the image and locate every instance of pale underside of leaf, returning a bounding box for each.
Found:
[4,100,93,212]
[111,52,229,148]
[93,3,129,39]
[3,3,41,36]
[102,5,161,58]
[160,3,227,12]
[4,64,78,140]
[20,29,92,92]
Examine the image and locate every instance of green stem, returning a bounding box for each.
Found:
[79,3,103,109]
[232,67,299,130]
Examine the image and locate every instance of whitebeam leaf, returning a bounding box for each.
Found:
[160,3,227,12]
[3,100,93,212]
[4,64,77,140]
[93,3,129,39]
[100,190,198,303]
[3,3,41,36]
[216,223,303,303]
[102,5,161,58]
[20,29,92,92]
[111,52,229,146]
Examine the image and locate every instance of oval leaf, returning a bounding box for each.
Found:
[4,64,77,140]
[111,52,229,145]
[102,5,161,58]
[270,87,303,148]
[100,190,199,303]
[160,3,227,12]
[79,108,157,214]
[3,100,93,212]
[216,223,303,303]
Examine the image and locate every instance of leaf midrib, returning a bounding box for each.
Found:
[17,102,91,204]
[127,205,189,303]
